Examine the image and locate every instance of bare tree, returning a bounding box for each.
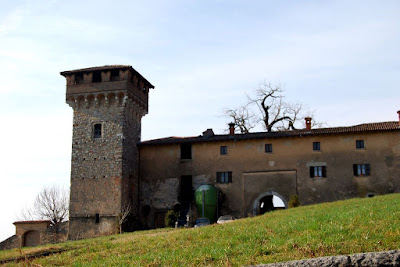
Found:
[118,203,131,234]
[224,106,256,134]
[18,185,69,226]
[225,81,321,132]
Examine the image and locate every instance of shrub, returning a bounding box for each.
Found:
[164,210,179,228]
[288,195,301,208]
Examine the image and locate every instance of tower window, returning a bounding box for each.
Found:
[75,73,84,85]
[181,143,192,159]
[93,124,102,138]
[95,213,100,224]
[110,69,120,81]
[92,71,102,83]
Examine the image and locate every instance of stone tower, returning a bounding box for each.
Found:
[61,65,154,240]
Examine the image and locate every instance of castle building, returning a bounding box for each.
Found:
[59,65,400,239]
[2,64,398,249]
[60,65,153,239]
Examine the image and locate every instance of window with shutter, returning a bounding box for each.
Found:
[356,140,365,149]
[354,164,370,176]
[265,144,273,153]
[220,146,228,155]
[313,142,320,151]
[217,171,232,184]
[310,166,326,178]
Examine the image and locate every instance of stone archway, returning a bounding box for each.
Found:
[252,191,288,216]
[23,230,40,247]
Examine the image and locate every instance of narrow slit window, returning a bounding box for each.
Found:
[95,213,100,224]
[93,124,102,138]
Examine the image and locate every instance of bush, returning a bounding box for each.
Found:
[288,195,301,208]
[165,210,179,228]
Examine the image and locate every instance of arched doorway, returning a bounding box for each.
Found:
[252,191,287,216]
[23,230,40,247]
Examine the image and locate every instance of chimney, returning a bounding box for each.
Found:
[397,110,400,125]
[305,117,312,130]
[202,128,214,137]
[228,123,235,135]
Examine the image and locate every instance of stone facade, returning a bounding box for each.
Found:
[2,65,398,248]
[0,221,68,250]
[59,65,399,239]
[61,65,154,240]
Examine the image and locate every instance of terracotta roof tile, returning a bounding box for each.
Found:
[60,65,131,75]
[139,121,399,146]
[60,65,154,88]
[13,220,51,225]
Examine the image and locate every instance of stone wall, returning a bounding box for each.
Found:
[254,250,400,267]
[63,66,152,239]
[0,235,18,250]
[0,222,68,250]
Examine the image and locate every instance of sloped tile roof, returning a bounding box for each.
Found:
[139,121,400,146]
[60,65,154,88]
[13,220,51,225]
[60,65,131,75]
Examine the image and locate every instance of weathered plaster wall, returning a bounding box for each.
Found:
[139,130,400,226]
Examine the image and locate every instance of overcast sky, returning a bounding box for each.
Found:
[0,0,399,241]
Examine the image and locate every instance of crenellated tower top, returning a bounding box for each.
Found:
[61,65,154,115]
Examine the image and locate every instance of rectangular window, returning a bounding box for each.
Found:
[353,164,370,176]
[265,144,273,153]
[95,213,100,224]
[75,73,84,85]
[93,124,102,138]
[92,71,102,83]
[110,69,120,81]
[220,146,228,155]
[309,166,326,178]
[217,171,232,184]
[313,142,320,151]
[181,143,192,159]
[356,140,364,149]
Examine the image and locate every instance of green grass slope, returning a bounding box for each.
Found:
[1,194,399,266]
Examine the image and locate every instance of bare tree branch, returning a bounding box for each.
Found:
[224,106,256,134]
[17,185,69,226]
[118,203,131,234]
[223,81,323,132]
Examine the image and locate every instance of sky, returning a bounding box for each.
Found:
[0,0,399,241]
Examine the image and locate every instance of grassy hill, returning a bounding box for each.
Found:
[1,194,399,266]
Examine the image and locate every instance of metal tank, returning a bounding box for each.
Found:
[195,185,218,223]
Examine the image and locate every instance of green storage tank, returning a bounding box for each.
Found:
[195,185,218,223]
